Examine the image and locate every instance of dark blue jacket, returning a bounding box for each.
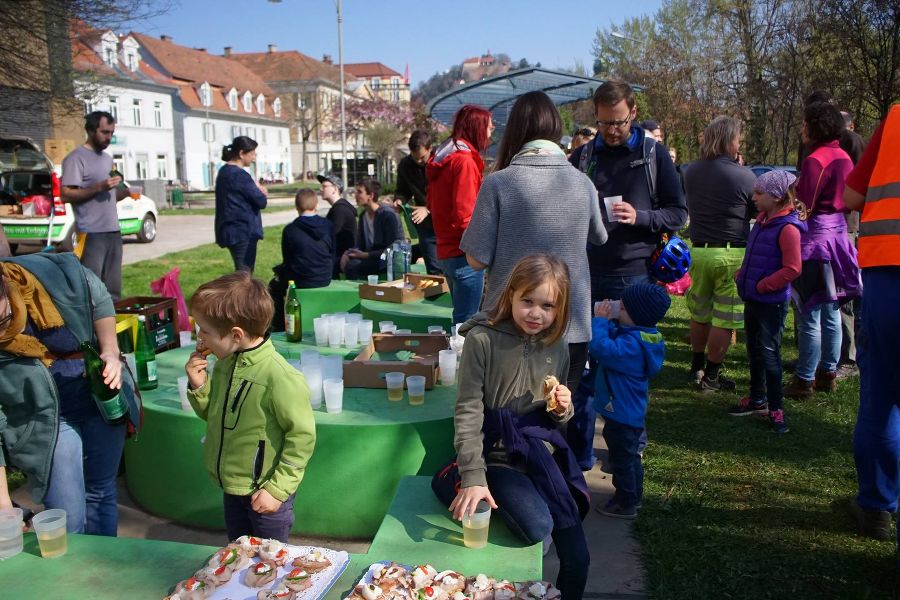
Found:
[738,211,806,303]
[357,205,403,258]
[279,215,335,288]
[214,164,267,247]
[589,316,666,429]
[570,128,687,276]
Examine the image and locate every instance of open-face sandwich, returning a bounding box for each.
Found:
[245,560,279,588]
[516,581,560,600]
[410,564,438,590]
[292,549,332,573]
[373,562,411,593]
[231,535,264,557]
[464,574,495,600]
[493,580,518,600]
[173,576,212,600]
[208,546,250,572]
[259,539,291,567]
[194,563,233,588]
[348,583,385,600]
[433,570,466,595]
[284,568,314,593]
[257,584,297,600]
[542,375,559,412]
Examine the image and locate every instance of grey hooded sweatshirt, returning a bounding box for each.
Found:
[455,313,573,488]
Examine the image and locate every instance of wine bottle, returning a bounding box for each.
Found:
[285,280,302,343]
[136,314,158,390]
[81,341,128,424]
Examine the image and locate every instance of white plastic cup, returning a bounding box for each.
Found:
[604,195,623,222]
[301,350,321,369]
[328,317,345,348]
[313,317,329,347]
[367,275,379,285]
[179,330,194,348]
[303,364,323,409]
[385,371,405,402]
[439,349,458,386]
[323,378,344,413]
[346,313,363,324]
[177,376,192,411]
[343,321,359,347]
[379,321,395,333]
[0,507,24,560]
[395,329,412,335]
[462,500,492,549]
[32,509,67,558]
[406,375,426,406]
[428,325,446,334]
[358,320,374,345]
[322,355,343,381]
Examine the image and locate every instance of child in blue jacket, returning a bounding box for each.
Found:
[590,283,670,519]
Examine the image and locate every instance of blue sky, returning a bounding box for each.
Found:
[143,0,663,88]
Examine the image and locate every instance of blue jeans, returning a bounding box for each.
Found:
[590,272,652,303]
[43,376,126,536]
[601,419,644,509]
[745,300,788,411]
[796,301,842,381]
[853,268,900,537]
[414,224,441,275]
[228,239,259,273]
[223,493,296,543]
[439,255,484,325]
[487,466,589,600]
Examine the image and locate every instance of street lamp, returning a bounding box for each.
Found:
[268,0,347,192]
[610,30,641,44]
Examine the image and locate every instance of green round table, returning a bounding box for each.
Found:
[361,293,453,333]
[124,333,456,539]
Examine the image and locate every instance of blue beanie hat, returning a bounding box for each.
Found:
[622,283,671,327]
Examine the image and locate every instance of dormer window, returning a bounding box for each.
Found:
[228,88,238,110]
[242,91,253,112]
[125,52,137,71]
[256,94,266,114]
[199,82,212,107]
[104,47,116,66]
[99,31,118,68]
[273,98,282,118]
[120,37,140,72]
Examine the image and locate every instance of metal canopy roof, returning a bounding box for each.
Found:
[427,67,607,127]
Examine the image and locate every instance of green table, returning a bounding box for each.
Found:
[361,293,453,333]
[124,335,456,538]
[290,280,362,333]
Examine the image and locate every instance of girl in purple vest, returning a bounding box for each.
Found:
[731,170,807,433]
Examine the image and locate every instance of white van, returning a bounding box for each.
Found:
[0,135,158,252]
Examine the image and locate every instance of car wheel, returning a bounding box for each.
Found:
[137,213,156,243]
[58,227,78,252]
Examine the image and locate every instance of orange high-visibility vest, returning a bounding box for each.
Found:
[859,103,900,267]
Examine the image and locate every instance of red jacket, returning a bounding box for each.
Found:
[426,138,484,259]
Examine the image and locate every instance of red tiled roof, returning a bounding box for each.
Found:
[344,62,402,79]
[228,50,355,86]
[69,24,176,89]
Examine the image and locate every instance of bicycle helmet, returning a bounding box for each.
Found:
[650,234,691,283]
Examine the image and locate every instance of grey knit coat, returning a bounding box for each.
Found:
[460,153,607,344]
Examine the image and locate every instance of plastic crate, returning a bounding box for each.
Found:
[114,296,179,352]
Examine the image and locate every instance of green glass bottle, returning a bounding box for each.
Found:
[136,315,158,390]
[81,341,128,424]
[285,280,302,342]
[108,168,129,191]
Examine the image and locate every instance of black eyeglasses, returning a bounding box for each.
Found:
[596,116,632,130]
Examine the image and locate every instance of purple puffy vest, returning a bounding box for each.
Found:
[737,211,807,303]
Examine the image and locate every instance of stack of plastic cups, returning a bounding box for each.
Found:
[303,363,323,409]
[323,378,344,413]
[322,355,343,381]
[358,320,374,345]
[313,317,329,347]
[439,349,457,386]
[343,320,359,347]
[328,316,345,348]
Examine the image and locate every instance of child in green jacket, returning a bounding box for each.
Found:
[185,272,316,542]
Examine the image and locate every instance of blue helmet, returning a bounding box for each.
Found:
[651,235,691,283]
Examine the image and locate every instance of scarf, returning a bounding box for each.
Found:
[0,262,65,366]
[513,139,566,160]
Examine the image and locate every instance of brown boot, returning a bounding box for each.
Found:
[783,376,814,400]
[815,368,837,392]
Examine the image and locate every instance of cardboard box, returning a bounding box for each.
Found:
[358,273,449,304]
[343,333,450,389]
[115,296,179,352]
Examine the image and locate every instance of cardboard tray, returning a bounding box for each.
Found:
[343,333,450,389]
[358,273,449,304]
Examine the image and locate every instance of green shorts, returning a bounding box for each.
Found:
[685,246,746,329]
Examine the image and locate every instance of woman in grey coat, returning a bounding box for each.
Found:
[460,90,607,391]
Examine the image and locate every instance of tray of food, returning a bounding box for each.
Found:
[346,562,560,600]
[163,537,350,600]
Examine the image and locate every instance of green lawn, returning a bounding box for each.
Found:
[637,297,899,598]
[158,204,295,217]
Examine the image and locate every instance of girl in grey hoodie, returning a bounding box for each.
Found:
[450,255,591,600]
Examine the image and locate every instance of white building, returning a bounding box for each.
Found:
[71,28,178,183]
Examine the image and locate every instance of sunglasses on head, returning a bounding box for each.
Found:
[575,128,595,137]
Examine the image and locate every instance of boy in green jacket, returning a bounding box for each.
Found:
[185,272,316,542]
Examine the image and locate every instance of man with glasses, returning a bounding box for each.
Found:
[567,80,686,471]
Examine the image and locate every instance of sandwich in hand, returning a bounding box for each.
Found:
[543,375,560,412]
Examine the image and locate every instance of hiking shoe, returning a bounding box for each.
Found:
[783,376,814,400]
[690,369,704,385]
[836,362,859,380]
[768,409,789,434]
[698,374,736,392]
[849,497,892,541]
[729,396,769,416]
[815,369,837,393]
[597,500,637,520]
